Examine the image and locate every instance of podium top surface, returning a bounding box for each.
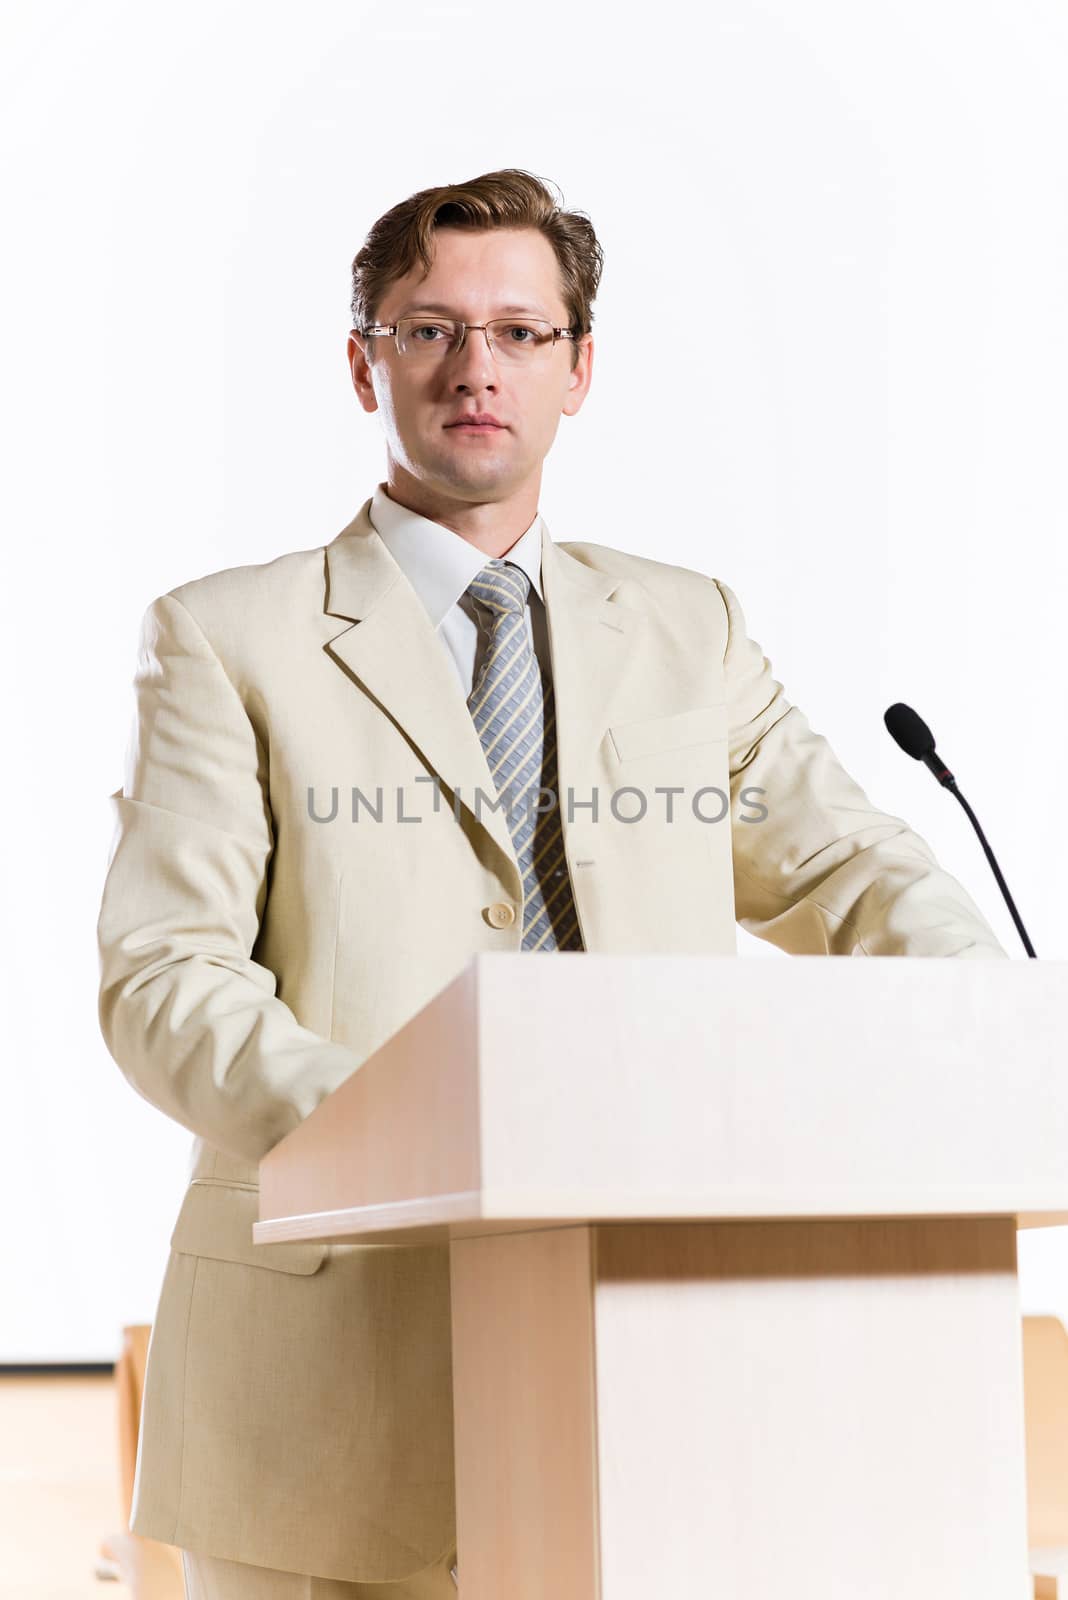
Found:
[256,953,1068,1246]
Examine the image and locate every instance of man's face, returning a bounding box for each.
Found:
[347,226,593,508]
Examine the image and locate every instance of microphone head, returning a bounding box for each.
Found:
[884,702,936,760]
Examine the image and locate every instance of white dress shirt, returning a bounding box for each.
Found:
[367,481,552,699]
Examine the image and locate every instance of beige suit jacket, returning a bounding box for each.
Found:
[96,495,1007,1583]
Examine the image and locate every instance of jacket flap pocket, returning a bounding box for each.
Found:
[170,1180,327,1275]
[609,703,727,762]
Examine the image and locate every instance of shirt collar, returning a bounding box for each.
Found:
[368,482,544,630]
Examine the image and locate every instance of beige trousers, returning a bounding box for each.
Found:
[180,1546,459,1598]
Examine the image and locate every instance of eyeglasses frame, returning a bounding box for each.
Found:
[358,317,578,362]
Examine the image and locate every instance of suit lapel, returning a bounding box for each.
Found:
[322,497,643,891]
[537,520,644,813]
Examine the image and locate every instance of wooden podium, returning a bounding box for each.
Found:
[255,954,1067,1600]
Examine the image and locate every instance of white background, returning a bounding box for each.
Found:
[1,0,1065,1360]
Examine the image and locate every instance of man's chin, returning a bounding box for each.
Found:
[425,449,516,491]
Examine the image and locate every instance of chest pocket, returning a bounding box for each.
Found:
[608,703,728,763]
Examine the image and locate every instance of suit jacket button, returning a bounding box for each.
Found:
[486,902,516,928]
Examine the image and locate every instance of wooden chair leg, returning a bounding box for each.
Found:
[98,1323,184,1599]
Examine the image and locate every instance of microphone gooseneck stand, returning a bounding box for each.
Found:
[883,701,1036,958]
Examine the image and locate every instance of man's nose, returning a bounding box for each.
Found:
[450,326,498,385]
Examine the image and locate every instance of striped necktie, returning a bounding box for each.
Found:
[465,559,584,952]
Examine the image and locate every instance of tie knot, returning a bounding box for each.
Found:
[467,559,530,620]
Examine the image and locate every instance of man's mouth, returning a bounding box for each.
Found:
[445,413,507,429]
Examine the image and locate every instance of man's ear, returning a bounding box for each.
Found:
[563,333,594,418]
[347,330,379,414]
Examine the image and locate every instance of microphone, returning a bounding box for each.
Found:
[883,702,1036,958]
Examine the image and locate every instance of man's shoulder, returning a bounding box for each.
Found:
[165,542,327,619]
[556,537,727,618]
[129,540,333,673]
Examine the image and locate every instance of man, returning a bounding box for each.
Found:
[96,166,1007,1600]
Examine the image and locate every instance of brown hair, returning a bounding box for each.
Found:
[350,167,604,371]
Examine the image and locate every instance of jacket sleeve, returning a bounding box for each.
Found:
[717,579,1009,958]
[96,591,364,1164]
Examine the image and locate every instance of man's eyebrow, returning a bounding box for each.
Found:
[396,302,549,318]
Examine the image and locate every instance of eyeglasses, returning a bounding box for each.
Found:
[359,317,577,366]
